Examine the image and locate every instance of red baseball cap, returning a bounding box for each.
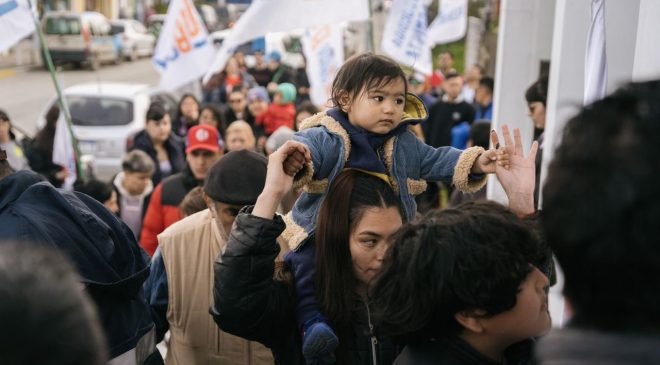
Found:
[186,125,221,154]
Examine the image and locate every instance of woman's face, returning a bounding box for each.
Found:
[180,96,199,121]
[146,114,171,144]
[349,206,403,287]
[199,108,218,128]
[528,102,546,130]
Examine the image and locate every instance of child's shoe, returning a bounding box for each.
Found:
[302,321,339,364]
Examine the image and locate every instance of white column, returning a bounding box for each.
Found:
[604,0,640,92]
[487,0,555,203]
[540,0,641,207]
[633,0,660,81]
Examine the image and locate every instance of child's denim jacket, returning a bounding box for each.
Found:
[282,94,487,250]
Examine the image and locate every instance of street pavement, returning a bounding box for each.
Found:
[0,59,160,136]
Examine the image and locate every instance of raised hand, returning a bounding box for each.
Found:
[491,125,539,215]
[253,141,311,219]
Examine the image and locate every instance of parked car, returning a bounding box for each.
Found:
[110,19,156,61]
[37,83,178,180]
[42,11,121,70]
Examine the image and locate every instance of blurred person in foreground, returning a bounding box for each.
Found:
[0,242,107,365]
[145,150,273,365]
[537,80,660,364]
[140,125,222,256]
[0,169,163,364]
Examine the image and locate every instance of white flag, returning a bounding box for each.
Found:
[302,24,345,108]
[52,113,77,191]
[152,0,215,91]
[584,0,607,105]
[203,0,370,84]
[426,0,468,46]
[381,0,432,75]
[0,0,36,53]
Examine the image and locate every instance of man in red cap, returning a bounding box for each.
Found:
[140,125,223,255]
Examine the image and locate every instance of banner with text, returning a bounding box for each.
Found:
[426,0,468,46]
[302,24,344,108]
[381,0,432,75]
[152,0,214,91]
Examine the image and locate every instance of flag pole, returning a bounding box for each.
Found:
[26,0,84,182]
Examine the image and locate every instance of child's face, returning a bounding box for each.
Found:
[346,77,406,134]
[481,266,551,343]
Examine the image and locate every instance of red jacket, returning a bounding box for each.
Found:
[139,169,200,256]
[256,103,295,135]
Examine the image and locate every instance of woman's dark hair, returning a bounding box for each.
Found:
[371,201,549,343]
[146,102,168,122]
[34,104,60,160]
[0,109,16,140]
[174,93,200,123]
[200,104,227,137]
[74,179,113,205]
[315,170,401,346]
[331,53,407,110]
[525,75,549,106]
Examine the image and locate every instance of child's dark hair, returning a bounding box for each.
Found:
[371,201,550,343]
[331,53,407,109]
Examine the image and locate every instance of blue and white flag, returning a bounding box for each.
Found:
[0,0,35,53]
[203,0,369,84]
[381,0,432,75]
[152,0,214,91]
[584,0,607,105]
[302,24,345,108]
[426,0,468,46]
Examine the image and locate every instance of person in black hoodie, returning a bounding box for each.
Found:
[130,102,185,186]
[0,170,163,364]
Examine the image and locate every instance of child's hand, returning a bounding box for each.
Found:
[471,141,509,174]
[282,144,311,176]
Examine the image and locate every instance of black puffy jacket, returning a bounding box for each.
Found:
[211,208,400,365]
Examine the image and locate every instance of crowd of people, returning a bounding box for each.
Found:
[0,48,658,365]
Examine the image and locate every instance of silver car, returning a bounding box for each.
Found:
[110,19,156,62]
[37,82,177,180]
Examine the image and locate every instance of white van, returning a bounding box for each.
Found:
[42,11,120,70]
